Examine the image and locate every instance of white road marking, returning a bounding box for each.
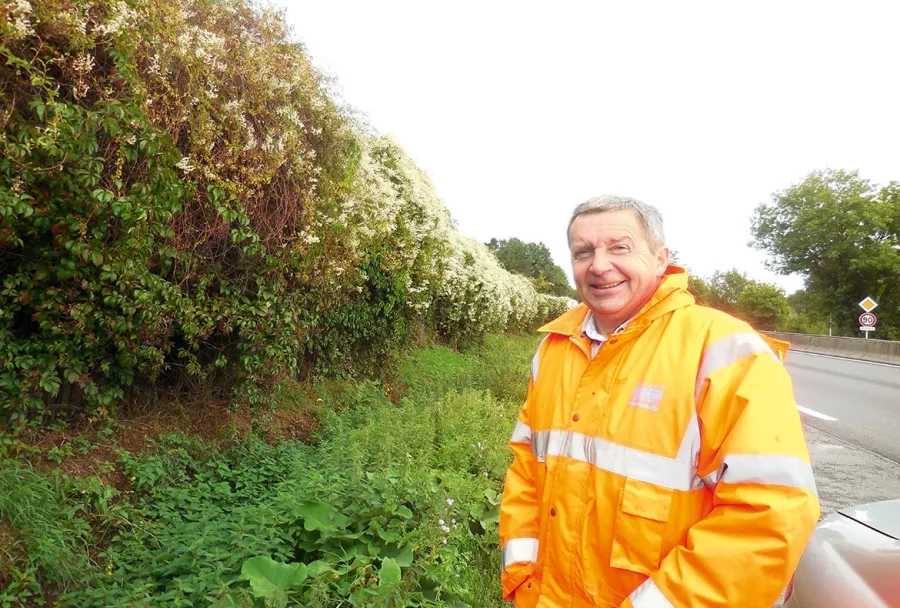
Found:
[797,404,838,421]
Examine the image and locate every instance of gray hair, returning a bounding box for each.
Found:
[567,194,666,250]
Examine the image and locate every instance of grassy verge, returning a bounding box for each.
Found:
[0,333,541,607]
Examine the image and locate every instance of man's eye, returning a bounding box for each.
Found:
[613,245,630,253]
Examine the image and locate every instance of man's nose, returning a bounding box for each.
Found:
[590,250,613,274]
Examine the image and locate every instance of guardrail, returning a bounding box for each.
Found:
[759,331,900,365]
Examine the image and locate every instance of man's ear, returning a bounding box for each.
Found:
[656,246,670,276]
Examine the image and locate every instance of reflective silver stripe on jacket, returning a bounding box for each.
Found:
[629,577,674,608]
[510,420,532,445]
[702,453,817,495]
[530,423,704,492]
[695,331,778,402]
[531,335,550,382]
[502,537,539,568]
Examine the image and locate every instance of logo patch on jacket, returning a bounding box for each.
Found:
[628,383,664,411]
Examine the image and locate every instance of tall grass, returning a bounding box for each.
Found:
[0,461,91,602]
[0,332,543,606]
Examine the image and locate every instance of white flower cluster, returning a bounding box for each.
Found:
[71,53,95,75]
[312,131,572,334]
[175,26,226,68]
[175,156,196,173]
[6,0,35,38]
[96,0,138,36]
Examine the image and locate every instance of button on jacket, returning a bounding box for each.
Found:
[499,265,819,608]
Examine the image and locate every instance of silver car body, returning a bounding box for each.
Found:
[784,498,900,607]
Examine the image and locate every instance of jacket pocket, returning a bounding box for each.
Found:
[609,477,673,575]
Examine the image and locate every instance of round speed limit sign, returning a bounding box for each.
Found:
[859,312,877,327]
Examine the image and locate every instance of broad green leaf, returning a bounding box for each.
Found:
[263,588,287,608]
[394,543,414,568]
[382,542,414,568]
[483,488,500,505]
[305,560,333,578]
[378,557,402,587]
[294,500,350,532]
[239,556,308,599]
[481,504,500,527]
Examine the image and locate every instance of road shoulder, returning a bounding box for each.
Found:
[803,421,900,515]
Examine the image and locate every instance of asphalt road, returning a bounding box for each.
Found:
[771,352,900,608]
[786,350,900,464]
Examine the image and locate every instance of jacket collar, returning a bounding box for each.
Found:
[538,265,695,338]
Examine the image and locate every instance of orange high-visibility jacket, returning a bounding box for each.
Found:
[499,266,819,608]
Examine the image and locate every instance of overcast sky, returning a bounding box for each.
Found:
[275,0,900,294]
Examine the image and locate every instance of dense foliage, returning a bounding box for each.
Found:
[0,333,540,607]
[485,238,576,299]
[0,0,569,441]
[750,168,900,339]
[688,269,793,332]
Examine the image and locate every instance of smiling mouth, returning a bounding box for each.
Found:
[591,281,625,291]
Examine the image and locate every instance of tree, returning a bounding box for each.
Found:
[736,282,792,331]
[707,270,752,314]
[749,169,900,339]
[783,289,830,334]
[689,269,792,331]
[486,238,577,298]
[687,274,712,306]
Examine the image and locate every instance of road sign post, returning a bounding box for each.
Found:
[859,311,877,339]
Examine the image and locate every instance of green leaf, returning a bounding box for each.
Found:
[304,560,333,579]
[392,543,414,568]
[483,488,500,505]
[378,557,401,587]
[480,503,500,527]
[239,556,308,600]
[39,372,61,395]
[293,500,350,532]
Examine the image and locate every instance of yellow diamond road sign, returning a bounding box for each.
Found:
[858,296,878,312]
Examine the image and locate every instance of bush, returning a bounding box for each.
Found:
[0,0,570,442]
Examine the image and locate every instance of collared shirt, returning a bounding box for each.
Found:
[581,311,632,359]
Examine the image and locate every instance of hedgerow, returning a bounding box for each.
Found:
[0,0,570,441]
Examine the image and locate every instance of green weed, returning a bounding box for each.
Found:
[0,461,92,604]
[1,332,542,606]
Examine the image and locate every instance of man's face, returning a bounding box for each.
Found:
[568,209,669,329]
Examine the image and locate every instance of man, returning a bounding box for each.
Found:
[499,195,820,608]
